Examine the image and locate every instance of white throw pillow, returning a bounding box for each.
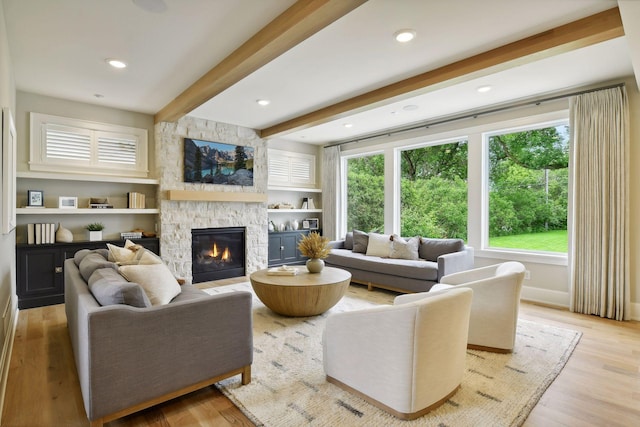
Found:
[107,239,162,265]
[118,263,181,305]
[366,233,392,257]
[390,236,420,260]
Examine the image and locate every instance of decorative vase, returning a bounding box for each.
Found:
[55,223,73,242]
[291,219,299,230]
[306,258,324,273]
[88,230,103,241]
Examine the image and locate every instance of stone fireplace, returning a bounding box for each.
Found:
[191,227,246,282]
[155,117,268,283]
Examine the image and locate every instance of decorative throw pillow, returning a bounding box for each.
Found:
[390,236,420,260]
[107,240,162,265]
[352,230,369,253]
[118,263,181,306]
[88,267,151,307]
[79,252,117,282]
[419,238,465,261]
[366,233,392,257]
[344,232,354,250]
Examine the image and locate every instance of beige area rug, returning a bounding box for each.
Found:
[205,282,581,427]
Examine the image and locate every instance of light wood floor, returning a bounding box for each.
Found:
[2,278,639,426]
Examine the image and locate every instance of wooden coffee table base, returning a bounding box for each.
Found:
[250,267,351,317]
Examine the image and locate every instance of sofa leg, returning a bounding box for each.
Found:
[241,365,251,385]
[367,282,373,291]
[90,418,104,427]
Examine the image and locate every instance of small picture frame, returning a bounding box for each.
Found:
[58,196,78,209]
[27,190,44,207]
[302,220,310,230]
[306,218,319,230]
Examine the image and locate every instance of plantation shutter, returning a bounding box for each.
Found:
[97,133,138,165]
[45,126,91,161]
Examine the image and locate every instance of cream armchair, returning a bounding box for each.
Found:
[323,288,473,420]
[398,262,526,353]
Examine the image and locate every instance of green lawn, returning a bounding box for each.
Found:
[489,230,568,253]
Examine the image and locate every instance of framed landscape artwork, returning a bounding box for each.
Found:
[184,138,254,186]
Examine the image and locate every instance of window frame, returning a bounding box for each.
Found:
[29,112,149,177]
[480,115,570,265]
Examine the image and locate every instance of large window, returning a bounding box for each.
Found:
[486,121,569,253]
[400,140,468,239]
[345,153,384,232]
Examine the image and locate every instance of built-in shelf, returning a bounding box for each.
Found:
[268,186,321,193]
[267,209,323,213]
[17,171,159,185]
[17,208,159,215]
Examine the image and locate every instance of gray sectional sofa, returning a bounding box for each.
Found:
[64,248,253,427]
[326,231,474,293]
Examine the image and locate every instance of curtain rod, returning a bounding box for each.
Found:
[325,82,625,149]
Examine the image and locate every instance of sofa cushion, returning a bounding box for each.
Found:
[366,233,392,257]
[118,263,181,305]
[78,252,117,282]
[88,267,152,307]
[352,230,369,253]
[344,232,354,250]
[419,238,465,262]
[74,248,109,267]
[327,248,438,281]
[390,236,420,260]
[107,240,162,265]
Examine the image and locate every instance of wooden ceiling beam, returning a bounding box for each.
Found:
[260,7,624,139]
[154,0,367,124]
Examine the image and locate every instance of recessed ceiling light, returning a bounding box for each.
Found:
[93,94,104,99]
[106,59,127,69]
[477,85,492,93]
[394,29,416,43]
[343,123,353,128]
[256,99,270,106]
[402,104,419,111]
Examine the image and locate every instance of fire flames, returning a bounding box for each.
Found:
[207,242,231,262]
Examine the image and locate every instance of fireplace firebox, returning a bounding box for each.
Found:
[191,227,246,283]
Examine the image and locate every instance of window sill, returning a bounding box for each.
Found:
[475,248,568,266]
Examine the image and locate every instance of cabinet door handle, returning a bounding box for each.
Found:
[280,246,285,251]
[55,267,63,273]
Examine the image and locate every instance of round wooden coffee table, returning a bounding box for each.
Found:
[250,267,351,317]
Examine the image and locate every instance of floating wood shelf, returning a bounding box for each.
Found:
[166,190,267,203]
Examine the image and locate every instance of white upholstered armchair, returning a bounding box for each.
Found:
[323,288,473,420]
[398,261,526,353]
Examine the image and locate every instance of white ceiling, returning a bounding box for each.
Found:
[3,0,638,145]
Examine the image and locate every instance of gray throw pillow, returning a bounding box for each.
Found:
[344,232,354,250]
[78,252,117,282]
[390,236,420,260]
[419,238,465,261]
[88,267,152,307]
[352,230,369,253]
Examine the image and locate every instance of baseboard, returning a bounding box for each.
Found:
[0,305,18,421]
[521,285,640,321]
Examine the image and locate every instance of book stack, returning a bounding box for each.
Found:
[27,223,57,244]
[89,197,113,209]
[301,197,315,210]
[128,192,146,209]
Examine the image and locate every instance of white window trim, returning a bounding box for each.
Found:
[29,112,149,178]
[481,115,570,259]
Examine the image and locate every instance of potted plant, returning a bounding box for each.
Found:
[297,231,331,273]
[85,222,105,241]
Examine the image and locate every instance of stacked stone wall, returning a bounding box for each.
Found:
[155,117,268,283]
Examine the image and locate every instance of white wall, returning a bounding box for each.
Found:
[0,0,17,414]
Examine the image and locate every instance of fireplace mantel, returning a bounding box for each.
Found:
[166,190,267,203]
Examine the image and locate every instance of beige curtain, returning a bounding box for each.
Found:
[569,86,630,321]
[322,145,341,240]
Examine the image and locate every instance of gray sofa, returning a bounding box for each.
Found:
[64,249,253,427]
[325,232,474,293]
